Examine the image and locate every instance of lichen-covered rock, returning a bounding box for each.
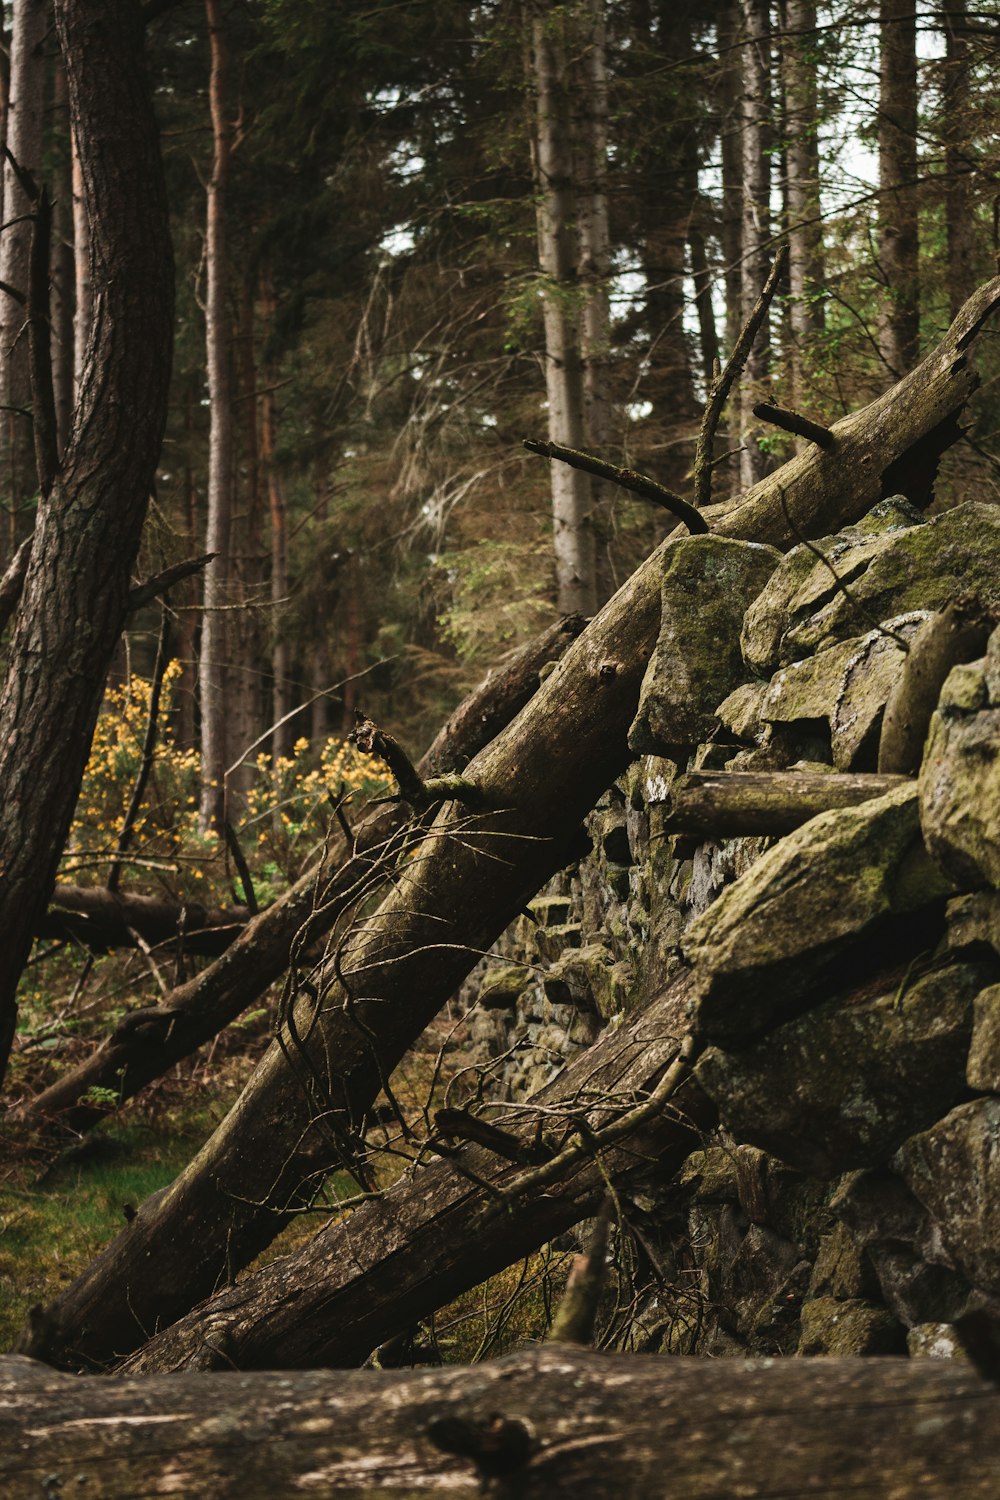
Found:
[907,1322,966,1358]
[628,535,781,756]
[761,618,924,770]
[477,963,530,1011]
[694,961,987,1177]
[716,679,770,743]
[808,1222,880,1303]
[967,985,1000,1092]
[542,942,633,1021]
[897,1097,1000,1295]
[797,1296,905,1355]
[683,782,955,1042]
[944,891,1000,959]
[743,500,1000,674]
[919,628,1000,889]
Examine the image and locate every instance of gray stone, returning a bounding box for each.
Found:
[695,960,984,1177]
[968,985,1000,1092]
[797,1296,905,1356]
[897,1096,1000,1295]
[761,619,923,770]
[682,783,956,1042]
[629,535,781,755]
[716,679,770,743]
[944,892,1000,959]
[743,500,1000,675]
[919,628,1000,889]
[832,1169,974,1329]
[476,963,529,1011]
[808,1223,879,1302]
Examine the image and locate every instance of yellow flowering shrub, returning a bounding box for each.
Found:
[66,664,394,900]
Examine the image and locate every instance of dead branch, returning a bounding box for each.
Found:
[522,438,709,535]
[663,769,910,838]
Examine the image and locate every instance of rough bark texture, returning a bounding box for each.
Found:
[941,0,975,317]
[2,1349,998,1499]
[738,0,772,489]
[528,2,596,615]
[879,0,920,379]
[783,0,824,406]
[0,0,173,1083]
[22,279,1000,1371]
[0,0,47,552]
[121,974,708,1372]
[198,0,235,833]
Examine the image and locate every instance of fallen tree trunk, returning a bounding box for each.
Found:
[2,1348,998,1499]
[120,974,709,1373]
[38,884,249,957]
[17,615,585,1137]
[23,278,1000,1373]
[663,769,910,838]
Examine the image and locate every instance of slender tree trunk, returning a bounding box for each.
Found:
[71,122,91,403]
[738,0,773,490]
[573,0,612,603]
[528,1,596,617]
[0,0,48,560]
[0,0,173,1085]
[198,0,235,833]
[50,63,75,456]
[878,0,920,380]
[940,1,974,318]
[717,1,743,362]
[258,266,292,761]
[782,0,824,408]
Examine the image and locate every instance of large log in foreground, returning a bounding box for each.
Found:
[2,1348,998,1499]
[23,279,1000,1373]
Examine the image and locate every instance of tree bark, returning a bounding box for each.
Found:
[663,770,910,838]
[259,265,293,761]
[50,62,75,455]
[782,0,825,408]
[879,0,920,380]
[0,0,174,1085]
[0,0,48,557]
[198,0,235,833]
[20,277,1000,1369]
[17,616,586,1135]
[940,0,975,318]
[2,1349,998,1498]
[738,0,773,489]
[528,2,596,616]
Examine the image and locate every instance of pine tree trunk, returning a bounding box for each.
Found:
[71,123,91,403]
[0,0,173,1085]
[878,0,920,380]
[738,0,773,490]
[50,63,75,455]
[259,266,292,761]
[941,0,974,318]
[0,0,48,559]
[782,0,824,408]
[528,1,596,616]
[198,0,235,833]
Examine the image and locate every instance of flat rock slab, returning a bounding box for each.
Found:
[743,500,1000,674]
[897,1096,1000,1296]
[696,960,988,1177]
[683,782,955,1042]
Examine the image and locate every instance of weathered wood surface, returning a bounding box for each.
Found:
[2,1348,998,1498]
[121,974,709,1373]
[664,769,909,837]
[23,279,1000,1372]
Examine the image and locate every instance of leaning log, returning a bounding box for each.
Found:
[1,1348,998,1499]
[24,279,1000,1373]
[663,769,909,838]
[17,614,585,1137]
[120,974,709,1372]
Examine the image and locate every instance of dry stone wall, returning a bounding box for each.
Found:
[464,497,1000,1360]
